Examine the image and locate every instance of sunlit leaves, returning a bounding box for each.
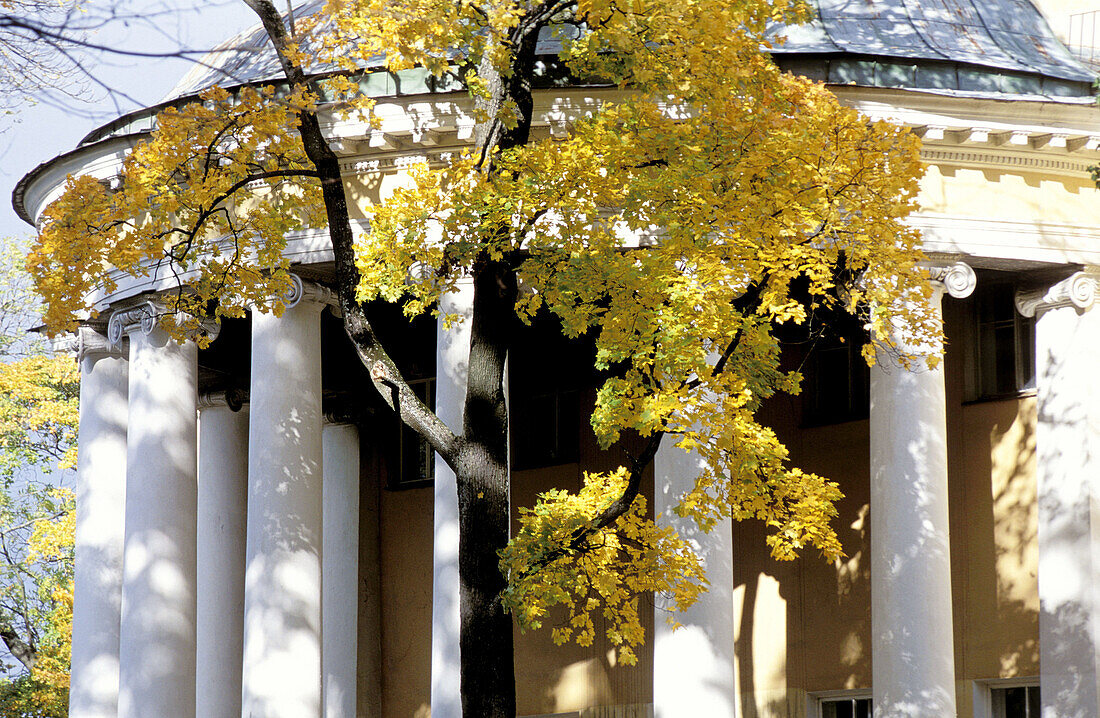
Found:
[0,356,78,481]
[353,0,929,651]
[29,84,327,339]
[500,468,705,665]
[30,0,934,665]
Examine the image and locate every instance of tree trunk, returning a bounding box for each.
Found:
[451,23,541,717]
[456,258,517,718]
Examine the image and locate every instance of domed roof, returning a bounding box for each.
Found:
[161,0,1094,103]
[775,0,1092,81]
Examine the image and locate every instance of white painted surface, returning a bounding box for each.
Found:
[243,299,325,718]
[197,400,249,718]
[431,281,473,718]
[322,423,360,718]
[869,286,957,718]
[653,443,735,717]
[117,325,198,718]
[69,335,128,718]
[1034,298,1100,718]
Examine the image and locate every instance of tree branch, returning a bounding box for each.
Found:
[242,0,463,465]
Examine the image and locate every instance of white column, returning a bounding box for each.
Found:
[322,422,360,718]
[243,278,328,718]
[869,261,973,718]
[431,280,473,718]
[653,445,734,717]
[68,328,128,718]
[197,393,249,718]
[1017,270,1100,718]
[112,303,200,718]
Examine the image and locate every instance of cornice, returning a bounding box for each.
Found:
[919,147,1096,177]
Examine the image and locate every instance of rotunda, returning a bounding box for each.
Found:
[13,1,1100,717]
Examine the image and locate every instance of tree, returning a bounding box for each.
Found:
[0,242,78,717]
[28,0,934,715]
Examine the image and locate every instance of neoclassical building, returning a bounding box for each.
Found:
[13,0,1100,717]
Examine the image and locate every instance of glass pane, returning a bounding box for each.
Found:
[855,697,872,718]
[821,700,854,718]
[398,379,435,484]
[1003,686,1027,718]
[1017,316,1035,391]
[816,345,853,412]
[1027,686,1040,718]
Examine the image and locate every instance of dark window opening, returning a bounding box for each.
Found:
[821,697,872,718]
[964,277,1035,402]
[797,310,870,427]
[510,313,594,470]
[395,377,436,487]
[992,685,1040,718]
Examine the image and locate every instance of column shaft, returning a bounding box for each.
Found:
[197,400,249,718]
[243,300,324,718]
[69,335,127,718]
[653,445,735,717]
[869,288,957,718]
[322,423,360,718]
[1034,302,1100,718]
[430,282,472,718]
[117,326,199,718]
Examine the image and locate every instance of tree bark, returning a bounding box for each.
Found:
[456,258,517,718]
[0,617,36,671]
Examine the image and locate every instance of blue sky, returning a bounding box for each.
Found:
[0,0,261,241]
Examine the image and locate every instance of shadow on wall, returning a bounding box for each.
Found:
[989,400,1039,676]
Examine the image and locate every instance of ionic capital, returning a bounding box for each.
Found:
[924,260,976,299]
[1015,269,1100,318]
[284,275,341,315]
[53,327,127,363]
[108,301,220,345]
[107,302,158,344]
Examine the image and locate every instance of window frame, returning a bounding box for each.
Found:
[388,376,436,489]
[961,276,1036,404]
[973,677,1040,718]
[807,688,873,718]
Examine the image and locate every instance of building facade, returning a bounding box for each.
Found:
[13,1,1100,717]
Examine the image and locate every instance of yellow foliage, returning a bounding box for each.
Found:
[29,85,328,340]
[500,468,705,665]
[0,355,79,478]
[29,0,935,662]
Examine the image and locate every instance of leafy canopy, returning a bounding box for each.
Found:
[0,241,77,715]
[29,0,932,664]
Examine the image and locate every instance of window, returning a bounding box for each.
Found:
[809,690,873,718]
[392,377,435,488]
[798,311,870,426]
[974,678,1040,718]
[821,697,872,718]
[990,685,1040,718]
[964,279,1035,401]
[509,313,592,471]
[511,387,580,469]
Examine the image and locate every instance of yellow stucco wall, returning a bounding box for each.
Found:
[918,163,1100,227]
